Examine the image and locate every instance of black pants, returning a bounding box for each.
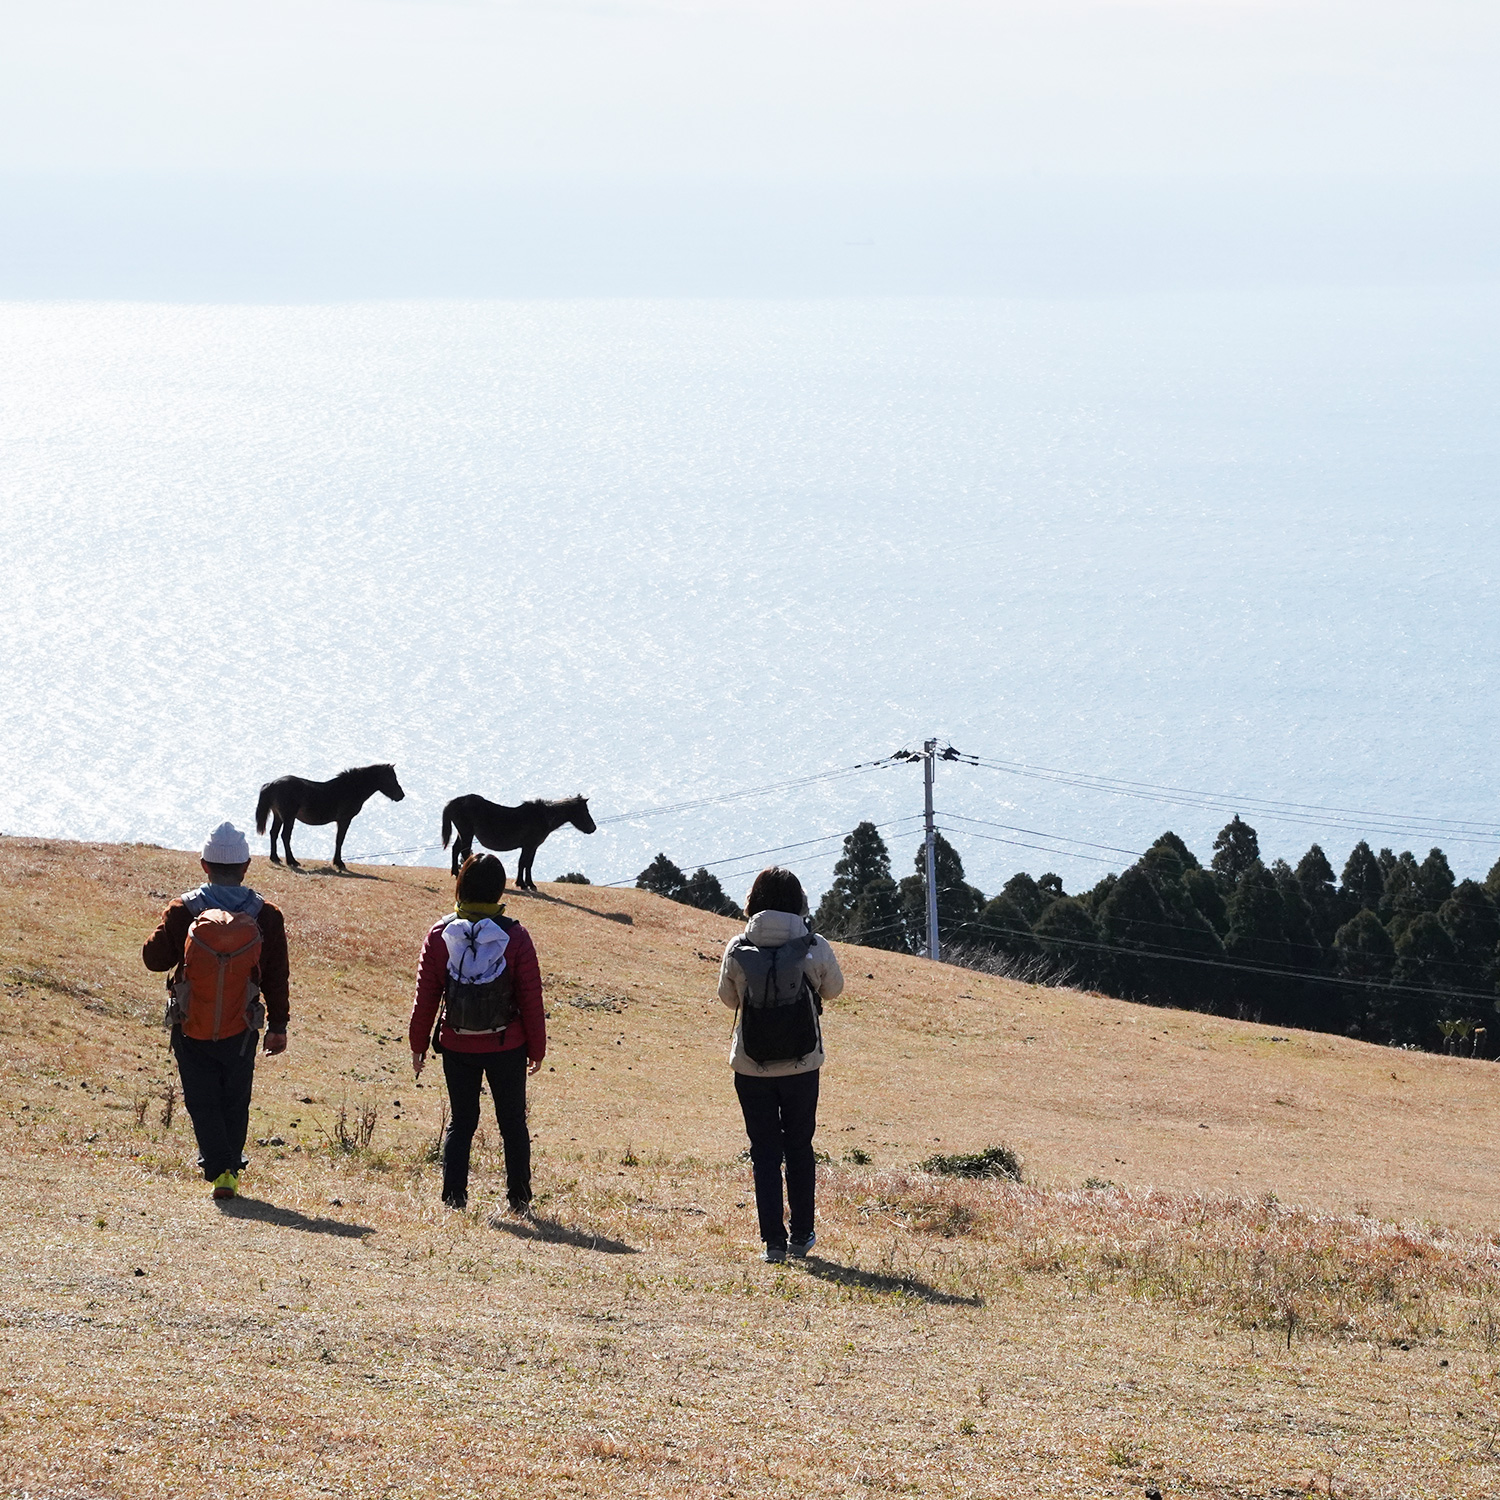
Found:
[734,1068,819,1248]
[441,1047,531,1207]
[172,1027,258,1182]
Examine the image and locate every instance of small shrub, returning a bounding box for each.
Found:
[328,1096,378,1153]
[555,872,591,884]
[920,1144,1021,1181]
[843,1147,873,1165]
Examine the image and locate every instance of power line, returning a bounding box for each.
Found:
[595,758,905,827]
[963,915,1500,1006]
[966,754,1500,846]
[343,756,906,863]
[937,811,1145,860]
[594,814,928,889]
[937,825,1133,866]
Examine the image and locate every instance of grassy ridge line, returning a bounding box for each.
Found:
[2,835,1499,1224]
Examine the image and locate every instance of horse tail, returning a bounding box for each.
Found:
[441,800,454,850]
[255,782,275,836]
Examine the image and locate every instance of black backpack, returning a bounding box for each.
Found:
[436,914,519,1042]
[732,933,822,1065]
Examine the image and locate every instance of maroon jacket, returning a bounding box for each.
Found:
[142,893,291,1033]
[408,917,546,1062]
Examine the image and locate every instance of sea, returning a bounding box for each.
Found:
[2,289,1498,906]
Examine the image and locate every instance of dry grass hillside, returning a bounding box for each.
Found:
[4,835,1500,1498]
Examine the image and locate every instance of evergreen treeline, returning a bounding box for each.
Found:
[636,853,744,919]
[813,818,1500,1055]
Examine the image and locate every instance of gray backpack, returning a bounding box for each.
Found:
[730,933,821,1065]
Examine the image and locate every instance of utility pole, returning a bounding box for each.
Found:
[923,738,939,961]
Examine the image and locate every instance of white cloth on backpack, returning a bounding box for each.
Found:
[443,917,510,984]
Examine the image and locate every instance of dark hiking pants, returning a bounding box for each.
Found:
[440,1047,531,1208]
[734,1068,820,1249]
[172,1027,258,1182]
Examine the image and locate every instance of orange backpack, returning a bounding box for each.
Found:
[165,901,267,1041]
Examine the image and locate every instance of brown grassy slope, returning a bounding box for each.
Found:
[7,832,1492,1221]
[5,836,1500,1500]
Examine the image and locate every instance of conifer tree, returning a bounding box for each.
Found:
[1340,841,1385,915]
[1437,881,1500,996]
[1417,848,1456,911]
[899,834,983,950]
[977,893,1036,957]
[1033,896,1101,985]
[1097,866,1173,1000]
[848,876,907,952]
[680,867,744,919]
[1389,913,1459,1045]
[1295,843,1345,946]
[999,872,1046,925]
[1486,857,1500,903]
[1379,851,1425,937]
[1211,816,1260,892]
[814,821,892,938]
[1333,909,1396,1038]
[636,853,686,901]
[1184,867,1229,935]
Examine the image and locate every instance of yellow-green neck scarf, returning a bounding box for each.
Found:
[455,899,505,922]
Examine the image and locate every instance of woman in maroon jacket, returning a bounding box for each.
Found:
[409,853,546,1211]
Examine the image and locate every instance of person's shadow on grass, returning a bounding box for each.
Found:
[487,1212,637,1255]
[216,1197,374,1239]
[798,1255,982,1307]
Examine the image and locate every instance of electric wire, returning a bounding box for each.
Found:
[964,753,1500,846]
[936,810,1146,859]
[935,824,1140,866]
[593,814,928,889]
[343,756,906,862]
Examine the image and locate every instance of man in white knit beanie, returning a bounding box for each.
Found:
[141,822,291,1201]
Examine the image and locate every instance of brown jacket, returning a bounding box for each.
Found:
[143,894,290,1032]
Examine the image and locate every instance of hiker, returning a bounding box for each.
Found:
[141,822,289,1200]
[409,853,545,1212]
[718,866,844,1263]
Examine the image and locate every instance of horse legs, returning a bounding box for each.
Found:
[451,828,474,877]
[268,814,283,865]
[518,843,538,891]
[282,817,300,868]
[333,818,350,872]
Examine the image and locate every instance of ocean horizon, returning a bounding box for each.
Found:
[3,288,1498,905]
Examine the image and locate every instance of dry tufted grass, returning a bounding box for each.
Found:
[5,835,1500,1498]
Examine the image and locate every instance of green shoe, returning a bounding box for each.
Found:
[212,1171,239,1201]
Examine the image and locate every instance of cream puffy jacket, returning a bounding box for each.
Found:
[717,910,845,1077]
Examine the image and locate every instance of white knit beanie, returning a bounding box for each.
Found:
[202,822,251,865]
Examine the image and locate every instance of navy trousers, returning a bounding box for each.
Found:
[172,1027,257,1182]
[734,1068,820,1248]
[440,1047,531,1207]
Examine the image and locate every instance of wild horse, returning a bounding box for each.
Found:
[256,763,406,871]
[442,793,596,890]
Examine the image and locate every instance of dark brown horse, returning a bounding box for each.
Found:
[442,793,596,890]
[255,763,406,871]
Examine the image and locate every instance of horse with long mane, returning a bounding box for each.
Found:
[442,793,596,890]
[255,763,406,871]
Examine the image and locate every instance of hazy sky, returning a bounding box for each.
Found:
[3,2,1497,295]
[4,0,1497,179]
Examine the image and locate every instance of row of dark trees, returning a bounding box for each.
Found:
[812,817,1500,1054]
[636,853,744,918]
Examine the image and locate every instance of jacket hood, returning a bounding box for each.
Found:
[744,910,809,947]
